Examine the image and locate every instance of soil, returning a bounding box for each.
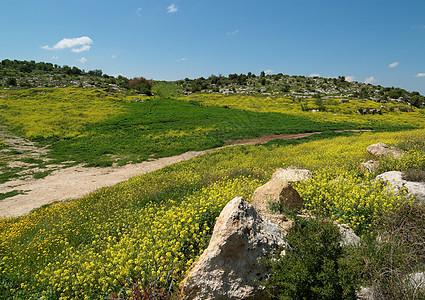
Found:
[0,130,372,218]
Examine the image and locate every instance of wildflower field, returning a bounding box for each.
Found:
[1,83,425,298]
[1,126,424,299]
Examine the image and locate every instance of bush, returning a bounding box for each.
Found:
[6,77,17,86]
[262,216,359,300]
[128,77,153,95]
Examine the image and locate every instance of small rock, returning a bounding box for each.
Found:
[271,168,311,182]
[404,272,425,293]
[251,168,309,216]
[337,223,361,247]
[367,142,403,159]
[360,160,380,173]
[181,197,285,300]
[357,285,374,300]
[376,171,425,202]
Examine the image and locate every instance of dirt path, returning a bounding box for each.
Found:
[0,130,371,218]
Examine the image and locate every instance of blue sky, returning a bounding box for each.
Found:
[1,0,425,94]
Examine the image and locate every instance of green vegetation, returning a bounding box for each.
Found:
[0,190,26,201]
[262,216,359,300]
[177,73,425,108]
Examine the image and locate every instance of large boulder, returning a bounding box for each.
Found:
[376,171,425,202]
[251,168,309,214]
[181,197,285,300]
[367,142,403,159]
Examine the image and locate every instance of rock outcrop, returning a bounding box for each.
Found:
[360,160,380,173]
[367,142,403,159]
[376,171,425,202]
[181,197,285,300]
[251,168,310,215]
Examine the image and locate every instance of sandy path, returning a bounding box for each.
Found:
[0,130,371,218]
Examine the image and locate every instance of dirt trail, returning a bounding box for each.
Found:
[0,130,372,218]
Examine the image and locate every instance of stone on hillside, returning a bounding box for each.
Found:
[337,223,361,247]
[360,160,380,173]
[376,171,425,202]
[251,168,309,214]
[404,272,425,294]
[271,167,311,182]
[181,197,285,300]
[367,142,403,159]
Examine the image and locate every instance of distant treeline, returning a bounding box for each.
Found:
[176,72,425,108]
[0,59,154,95]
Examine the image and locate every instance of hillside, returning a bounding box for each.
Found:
[0,60,424,299]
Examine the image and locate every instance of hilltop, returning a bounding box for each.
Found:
[2,59,424,108]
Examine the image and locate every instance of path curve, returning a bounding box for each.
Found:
[0,130,371,218]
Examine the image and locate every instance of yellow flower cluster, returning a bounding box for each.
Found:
[294,170,413,234]
[0,87,127,138]
[1,177,260,299]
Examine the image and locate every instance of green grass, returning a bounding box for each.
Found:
[0,190,26,201]
[32,170,51,179]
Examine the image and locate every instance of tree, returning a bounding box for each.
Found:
[128,77,153,95]
[6,77,17,86]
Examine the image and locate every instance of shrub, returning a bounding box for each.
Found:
[352,202,425,300]
[262,216,359,300]
[128,77,153,95]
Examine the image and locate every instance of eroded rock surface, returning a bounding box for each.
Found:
[376,171,425,202]
[251,168,310,215]
[181,197,285,300]
[367,142,403,159]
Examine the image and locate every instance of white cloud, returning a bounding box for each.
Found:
[177,57,187,62]
[364,76,376,84]
[389,62,399,68]
[42,36,93,53]
[227,29,240,36]
[71,45,91,53]
[136,8,142,16]
[52,56,59,60]
[167,4,178,13]
[112,55,117,59]
[345,76,355,82]
[416,73,425,77]
[264,69,273,74]
[309,74,320,77]
[79,57,87,63]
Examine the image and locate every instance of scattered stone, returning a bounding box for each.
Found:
[181,197,285,300]
[376,171,425,202]
[404,272,425,294]
[337,223,361,247]
[271,168,311,182]
[360,160,380,173]
[367,142,403,159]
[251,168,309,215]
[357,286,374,300]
